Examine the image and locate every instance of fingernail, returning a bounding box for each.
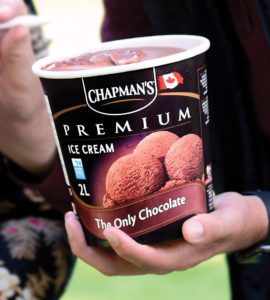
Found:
[65,212,75,238]
[187,221,204,241]
[65,211,75,220]
[103,228,120,248]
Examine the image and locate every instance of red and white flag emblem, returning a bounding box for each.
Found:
[158,71,184,90]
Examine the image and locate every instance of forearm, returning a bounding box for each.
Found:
[0,104,56,176]
[0,1,55,176]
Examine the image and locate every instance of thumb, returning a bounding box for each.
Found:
[182,209,230,245]
[1,25,33,66]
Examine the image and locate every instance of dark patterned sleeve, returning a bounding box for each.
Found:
[7,157,71,213]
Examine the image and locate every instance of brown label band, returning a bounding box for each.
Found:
[74,182,207,239]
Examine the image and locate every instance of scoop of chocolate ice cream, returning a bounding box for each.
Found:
[160,179,187,191]
[165,134,203,181]
[105,153,165,204]
[103,193,116,208]
[134,131,179,161]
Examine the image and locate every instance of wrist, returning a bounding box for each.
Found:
[236,190,270,263]
[245,194,269,242]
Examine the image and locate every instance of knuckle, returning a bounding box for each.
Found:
[176,256,200,271]
[176,262,193,271]
[155,268,170,275]
[114,244,130,259]
[100,268,117,277]
[70,244,83,257]
[71,247,79,257]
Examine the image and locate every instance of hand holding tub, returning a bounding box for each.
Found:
[65,192,268,275]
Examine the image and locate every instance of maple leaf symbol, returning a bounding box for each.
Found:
[166,76,175,84]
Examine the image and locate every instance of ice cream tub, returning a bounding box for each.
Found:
[33,35,213,247]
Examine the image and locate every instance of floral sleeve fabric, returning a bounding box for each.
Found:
[0,156,74,300]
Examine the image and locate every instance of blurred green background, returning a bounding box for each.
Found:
[34,1,231,299]
[61,255,230,300]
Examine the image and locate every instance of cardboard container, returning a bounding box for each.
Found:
[33,35,213,247]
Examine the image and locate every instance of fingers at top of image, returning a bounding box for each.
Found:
[0,0,27,22]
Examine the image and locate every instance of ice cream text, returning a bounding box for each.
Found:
[62,107,191,138]
[94,196,186,229]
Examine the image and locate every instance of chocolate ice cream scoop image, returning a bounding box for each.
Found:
[165,134,203,181]
[105,153,165,204]
[134,131,179,161]
[103,193,116,208]
[160,179,187,191]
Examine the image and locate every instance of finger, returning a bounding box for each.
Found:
[0,3,12,22]
[0,4,12,41]
[65,211,88,252]
[65,211,112,272]
[0,0,27,22]
[1,24,32,62]
[65,212,141,276]
[0,25,36,77]
[0,1,28,44]
[182,194,238,246]
[103,226,197,274]
[182,214,224,245]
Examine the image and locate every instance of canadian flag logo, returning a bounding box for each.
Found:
[158,71,184,90]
